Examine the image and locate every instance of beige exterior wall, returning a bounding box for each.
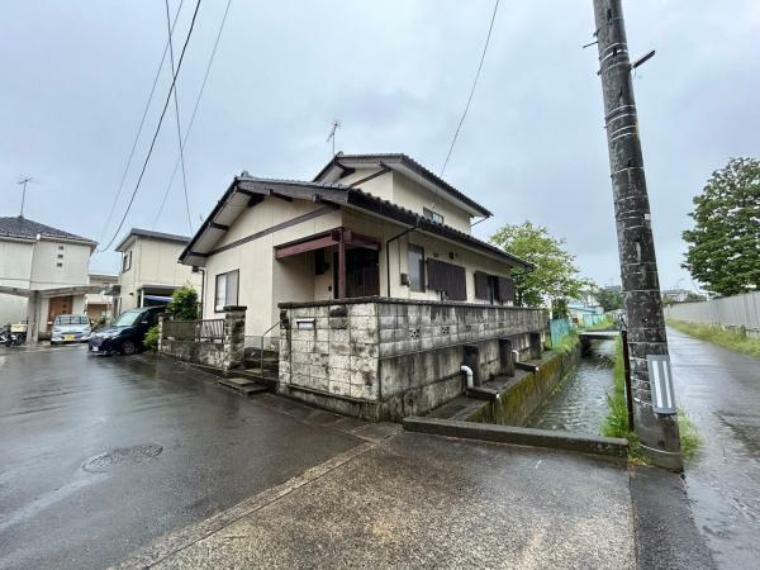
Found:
[390,173,472,234]
[200,198,513,339]
[118,238,201,313]
[337,168,394,201]
[342,209,512,302]
[336,169,473,234]
[201,197,342,338]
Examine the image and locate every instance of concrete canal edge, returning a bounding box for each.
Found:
[403,417,629,458]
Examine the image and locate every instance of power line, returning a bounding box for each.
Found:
[164,0,193,233]
[440,0,501,176]
[97,0,186,249]
[100,0,204,252]
[153,0,233,229]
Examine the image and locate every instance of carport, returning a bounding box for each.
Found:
[0,284,102,345]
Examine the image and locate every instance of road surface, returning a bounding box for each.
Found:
[0,345,637,569]
[0,346,359,569]
[668,327,760,569]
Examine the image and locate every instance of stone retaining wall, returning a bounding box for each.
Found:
[158,306,247,372]
[278,298,548,421]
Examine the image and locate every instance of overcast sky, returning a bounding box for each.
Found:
[2,0,759,291]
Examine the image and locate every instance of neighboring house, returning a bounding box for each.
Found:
[0,216,97,333]
[115,228,202,316]
[84,273,118,321]
[179,153,530,343]
[567,291,604,326]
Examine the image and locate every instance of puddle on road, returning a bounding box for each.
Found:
[82,443,163,473]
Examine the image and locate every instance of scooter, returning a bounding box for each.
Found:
[0,324,25,347]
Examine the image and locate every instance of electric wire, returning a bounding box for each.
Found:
[152,0,233,229]
[440,0,501,176]
[96,0,186,251]
[100,0,204,252]
[164,0,193,233]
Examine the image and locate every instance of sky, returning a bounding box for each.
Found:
[2,0,759,292]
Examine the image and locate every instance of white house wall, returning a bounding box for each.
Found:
[118,238,201,312]
[30,240,91,289]
[0,239,34,324]
[1,238,91,329]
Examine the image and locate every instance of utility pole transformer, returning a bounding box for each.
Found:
[592,0,682,469]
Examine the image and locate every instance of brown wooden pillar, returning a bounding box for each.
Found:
[337,229,346,299]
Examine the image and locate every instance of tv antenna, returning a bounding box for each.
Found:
[326,120,341,155]
[17,176,36,218]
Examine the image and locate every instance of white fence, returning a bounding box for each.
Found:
[664,291,760,335]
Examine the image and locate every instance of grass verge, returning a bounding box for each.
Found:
[554,332,580,355]
[668,319,760,359]
[602,336,702,462]
[581,316,616,332]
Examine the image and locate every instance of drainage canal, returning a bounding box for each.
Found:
[525,339,616,435]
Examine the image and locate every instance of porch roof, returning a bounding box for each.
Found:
[179,176,532,270]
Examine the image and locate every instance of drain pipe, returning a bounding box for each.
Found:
[384,218,419,297]
[460,365,474,391]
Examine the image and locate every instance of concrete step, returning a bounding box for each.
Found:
[236,368,279,388]
[466,386,502,401]
[515,361,540,373]
[218,376,270,397]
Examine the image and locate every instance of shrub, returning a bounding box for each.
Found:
[167,286,199,320]
[144,325,160,351]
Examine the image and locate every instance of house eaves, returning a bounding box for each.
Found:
[313,153,493,218]
[179,177,531,271]
[115,228,191,252]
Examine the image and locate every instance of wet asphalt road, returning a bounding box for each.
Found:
[0,346,359,570]
[668,328,760,569]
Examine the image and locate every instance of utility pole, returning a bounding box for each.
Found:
[17,176,34,218]
[592,0,682,469]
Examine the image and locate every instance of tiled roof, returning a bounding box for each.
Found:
[0,216,96,245]
[313,153,492,217]
[180,177,531,270]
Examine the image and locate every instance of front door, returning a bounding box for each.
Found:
[47,295,73,328]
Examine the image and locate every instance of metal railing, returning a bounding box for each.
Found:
[255,320,281,374]
[198,319,224,341]
[163,318,224,343]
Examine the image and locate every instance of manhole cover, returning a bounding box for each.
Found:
[83,443,163,473]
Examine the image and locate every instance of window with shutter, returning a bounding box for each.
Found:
[474,271,490,300]
[427,259,467,301]
[496,276,515,303]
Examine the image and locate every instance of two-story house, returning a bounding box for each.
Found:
[0,216,97,333]
[179,153,529,343]
[115,228,202,316]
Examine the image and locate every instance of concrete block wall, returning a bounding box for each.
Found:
[279,298,548,421]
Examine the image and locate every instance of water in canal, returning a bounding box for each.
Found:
[526,339,616,435]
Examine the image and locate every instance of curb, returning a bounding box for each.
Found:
[403,416,629,458]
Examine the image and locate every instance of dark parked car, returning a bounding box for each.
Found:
[88,306,164,355]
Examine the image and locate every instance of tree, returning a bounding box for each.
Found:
[490,221,589,309]
[166,285,199,320]
[683,157,760,296]
[595,287,624,312]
